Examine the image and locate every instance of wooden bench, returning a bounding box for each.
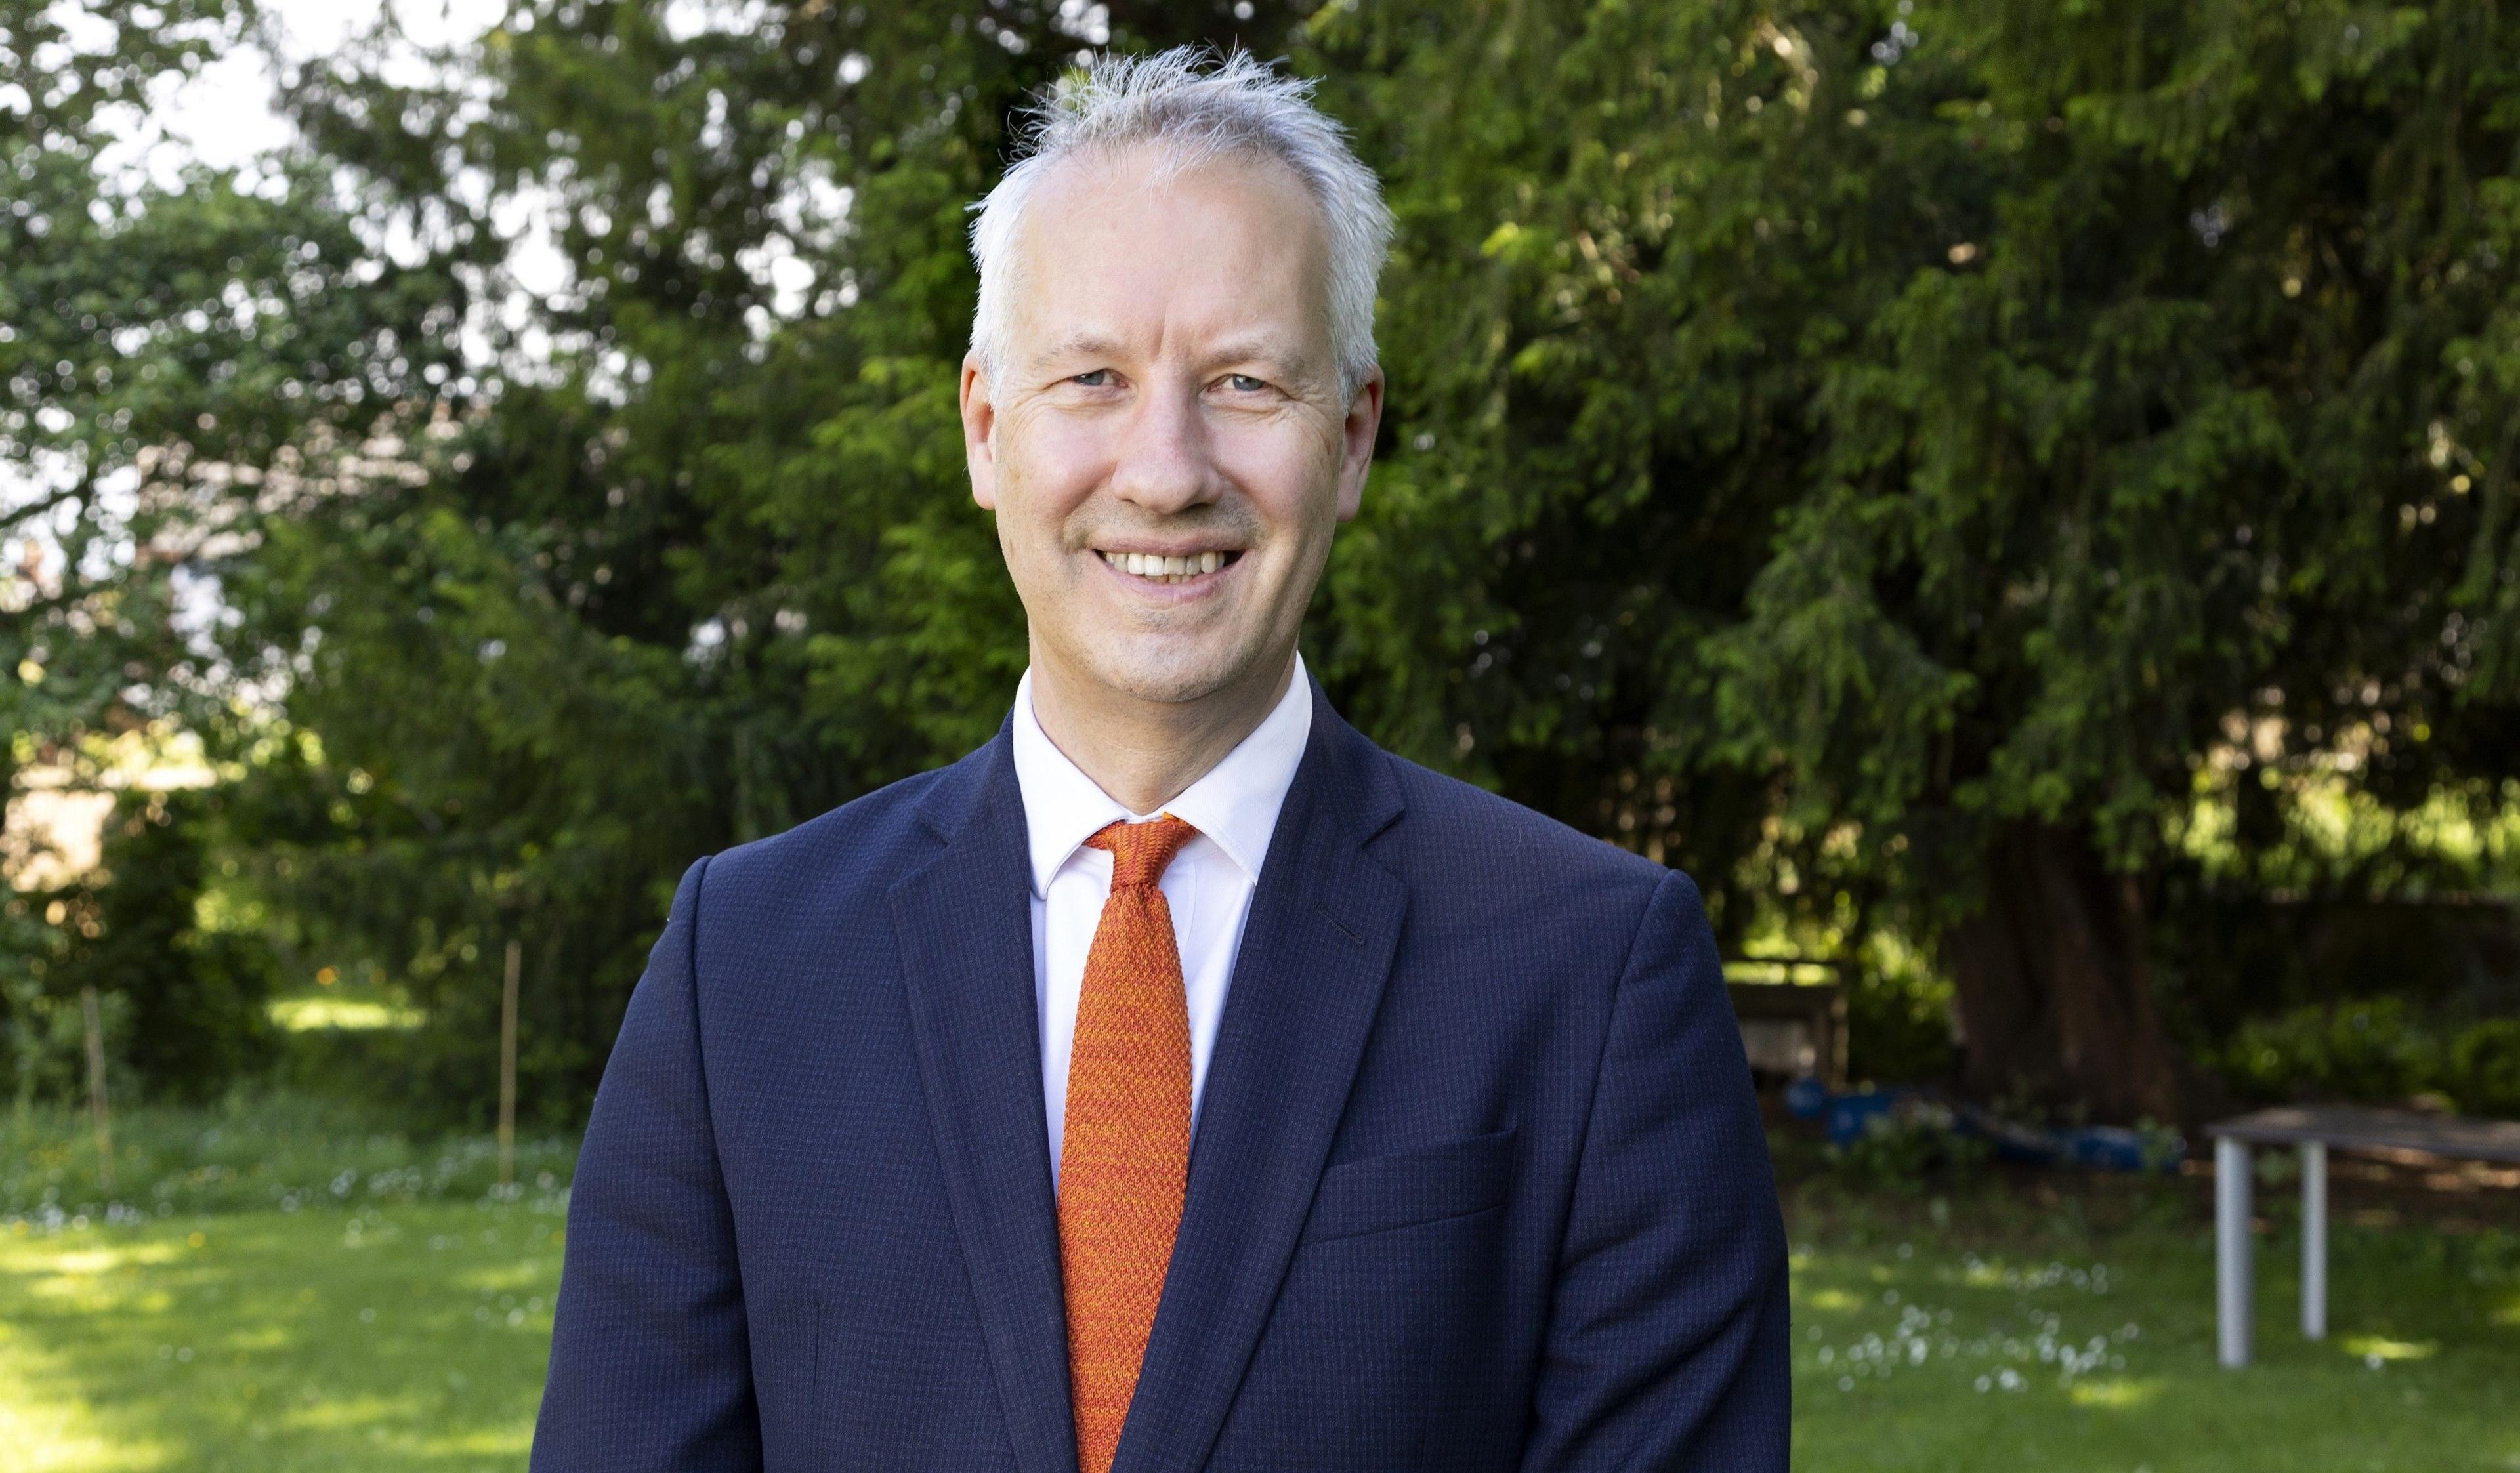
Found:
[2204,1104,2520,1367]
[1723,978,1847,1090]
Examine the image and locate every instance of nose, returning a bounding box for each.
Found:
[1108,377,1223,515]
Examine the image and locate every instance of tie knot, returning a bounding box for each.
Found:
[1085,814,1200,892]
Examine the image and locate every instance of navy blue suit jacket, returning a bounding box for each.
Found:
[533,686,1790,1472]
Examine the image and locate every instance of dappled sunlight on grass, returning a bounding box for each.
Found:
[452,1256,558,1295]
[5,1108,2513,1473]
[0,1319,178,1473]
[0,1201,559,1473]
[41,1242,186,1276]
[267,995,427,1032]
[1787,1198,2520,1472]
[280,1389,440,1430]
[2340,1335,2438,1363]
[412,1426,536,1457]
[2067,1377,2162,1409]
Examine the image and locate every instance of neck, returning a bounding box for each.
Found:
[1026,648,1297,816]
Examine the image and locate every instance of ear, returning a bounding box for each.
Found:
[961,355,999,510]
[1334,366,1385,522]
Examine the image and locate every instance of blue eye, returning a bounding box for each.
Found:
[1225,374,1267,392]
[1071,369,1112,387]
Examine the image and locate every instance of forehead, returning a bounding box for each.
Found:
[1007,145,1334,367]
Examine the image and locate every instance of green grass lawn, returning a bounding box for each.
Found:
[2,1096,574,1472]
[5,1102,2516,1470]
[1784,1199,2520,1472]
[3,1198,563,1472]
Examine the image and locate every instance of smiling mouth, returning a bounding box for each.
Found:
[1097,549,1242,585]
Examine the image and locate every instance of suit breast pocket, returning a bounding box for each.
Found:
[1297,1127,1516,1245]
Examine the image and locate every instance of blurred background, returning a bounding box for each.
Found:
[3,0,2517,1467]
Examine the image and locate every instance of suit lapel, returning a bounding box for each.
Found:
[1114,693,1408,1473]
[889,731,1078,1473]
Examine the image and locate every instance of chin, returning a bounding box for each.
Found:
[1085,643,1265,707]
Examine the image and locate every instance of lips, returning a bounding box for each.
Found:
[1096,549,1240,584]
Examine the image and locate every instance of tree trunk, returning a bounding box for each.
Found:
[1946,821,2182,1124]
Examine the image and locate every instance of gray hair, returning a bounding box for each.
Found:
[967,48,1393,402]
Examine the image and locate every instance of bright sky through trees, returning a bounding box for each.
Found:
[93,0,503,180]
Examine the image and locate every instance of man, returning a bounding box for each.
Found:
[534,48,1788,1473]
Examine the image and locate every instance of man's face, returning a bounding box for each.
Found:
[961,147,1381,711]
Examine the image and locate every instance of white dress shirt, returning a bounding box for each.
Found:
[1009,656,1313,1186]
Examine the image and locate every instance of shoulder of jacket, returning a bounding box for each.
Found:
[694,764,952,907]
[1376,751,1677,901]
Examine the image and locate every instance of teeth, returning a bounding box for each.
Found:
[1103,549,1231,581]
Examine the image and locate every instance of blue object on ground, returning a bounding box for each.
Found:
[1822,1090,1904,1146]
[1805,1083,2184,1172]
[2059,1124,2185,1172]
[1955,1106,2065,1165]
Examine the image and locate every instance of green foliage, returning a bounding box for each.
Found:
[59,791,277,1102]
[1845,954,1961,1087]
[6,790,277,1106]
[1308,0,2520,1110]
[1,1089,574,1218]
[179,0,1323,1117]
[1827,1098,1993,1193]
[2,0,476,1110]
[1,975,122,1115]
[1318,0,2520,879]
[2452,1017,2520,1117]
[2,0,471,770]
[13,1,2520,1120]
[2221,999,2520,1118]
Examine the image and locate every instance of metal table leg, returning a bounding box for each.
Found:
[2301,1140,2326,1340]
[2217,1136,2252,1368]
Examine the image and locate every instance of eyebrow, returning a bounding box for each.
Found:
[1028,331,1127,370]
[1024,330,1320,381]
[1196,334,1315,378]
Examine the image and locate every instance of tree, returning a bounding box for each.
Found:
[203,0,1320,1121]
[24,0,2520,1125]
[51,789,275,1100]
[3,0,467,1098]
[1312,0,2520,1119]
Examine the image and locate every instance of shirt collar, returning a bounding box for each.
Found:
[1009,655,1314,900]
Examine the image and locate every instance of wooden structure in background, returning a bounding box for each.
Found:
[81,985,112,1192]
[1723,970,1848,1090]
[2207,1104,2520,1368]
[499,939,522,1190]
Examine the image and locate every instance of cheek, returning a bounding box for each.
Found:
[1012,415,1116,494]
[998,426,1112,545]
[1211,424,1339,542]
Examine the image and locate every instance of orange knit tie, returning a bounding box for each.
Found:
[1059,814,1198,1473]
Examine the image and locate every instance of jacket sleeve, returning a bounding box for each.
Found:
[532,857,763,1472]
[1519,871,1792,1472]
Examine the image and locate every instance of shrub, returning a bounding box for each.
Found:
[2450,1020,2520,1120]
[2221,1003,2520,1121]
[50,791,276,1104]
[1829,1099,1992,1195]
